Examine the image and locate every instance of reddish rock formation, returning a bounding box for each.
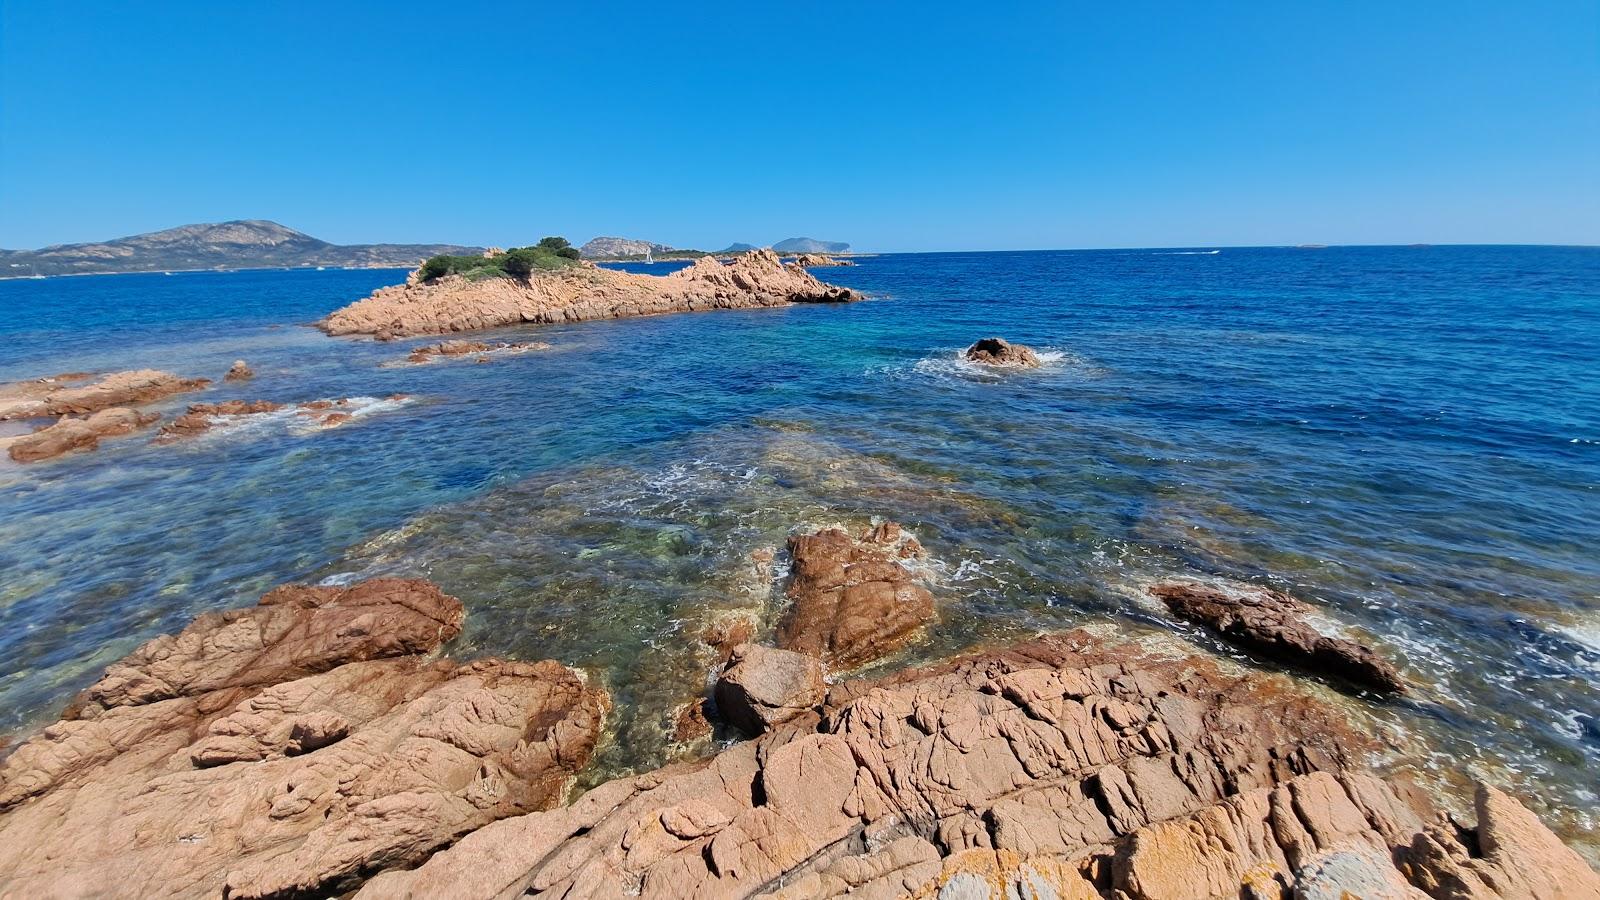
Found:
[156,399,285,441]
[63,577,465,718]
[224,360,254,381]
[0,578,608,900]
[0,369,209,420]
[6,407,160,462]
[790,253,855,267]
[1151,580,1407,694]
[319,249,861,338]
[713,643,825,735]
[965,336,1042,367]
[406,338,550,363]
[776,521,935,668]
[354,629,1599,899]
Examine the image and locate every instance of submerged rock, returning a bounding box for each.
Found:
[713,642,825,735]
[0,369,209,420]
[154,397,405,441]
[156,399,285,441]
[224,360,254,381]
[6,407,160,462]
[355,629,1599,899]
[319,249,861,338]
[776,521,935,668]
[1151,580,1407,694]
[965,336,1041,367]
[0,578,608,899]
[406,338,550,363]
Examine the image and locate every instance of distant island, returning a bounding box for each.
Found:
[0,220,483,278]
[579,235,852,262]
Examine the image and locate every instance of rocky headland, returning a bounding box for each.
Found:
[318,250,861,338]
[2,519,1595,898]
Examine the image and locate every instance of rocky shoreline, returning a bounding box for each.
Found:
[318,249,861,338]
[2,521,1595,898]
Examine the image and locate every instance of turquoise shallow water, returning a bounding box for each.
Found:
[0,248,1597,847]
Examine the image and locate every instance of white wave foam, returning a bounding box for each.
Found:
[873,347,1102,384]
[186,395,416,442]
[1152,249,1221,255]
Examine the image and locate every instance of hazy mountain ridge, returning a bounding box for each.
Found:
[770,237,849,253]
[580,236,852,259]
[0,220,482,277]
[577,236,674,259]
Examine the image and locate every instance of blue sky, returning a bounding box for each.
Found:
[2,1,1596,251]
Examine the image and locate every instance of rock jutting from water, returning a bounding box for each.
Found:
[1151,579,1408,694]
[789,253,855,267]
[965,336,1042,367]
[5,407,161,462]
[318,249,861,338]
[355,627,1600,899]
[713,642,826,735]
[776,521,936,669]
[405,338,551,364]
[224,360,254,381]
[0,369,210,420]
[0,578,609,900]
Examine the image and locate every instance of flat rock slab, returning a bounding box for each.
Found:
[357,629,1599,899]
[776,521,935,669]
[1151,580,1406,694]
[0,369,209,420]
[7,407,160,462]
[0,578,608,900]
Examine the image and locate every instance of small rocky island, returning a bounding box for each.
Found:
[320,241,861,339]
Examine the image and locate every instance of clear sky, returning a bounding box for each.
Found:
[2,1,1596,251]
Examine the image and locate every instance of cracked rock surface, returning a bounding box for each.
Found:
[0,578,608,900]
[355,629,1600,899]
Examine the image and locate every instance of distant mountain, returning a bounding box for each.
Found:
[0,220,482,277]
[771,237,849,253]
[718,242,759,253]
[578,236,673,259]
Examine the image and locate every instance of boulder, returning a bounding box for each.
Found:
[224,360,254,381]
[965,337,1041,367]
[6,407,160,462]
[0,578,609,900]
[355,629,1599,899]
[713,643,826,735]
[1151,580,1406,694]
[776,521,935,668]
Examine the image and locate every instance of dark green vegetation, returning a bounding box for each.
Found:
[418,237,582,282]
[0,220,483,278]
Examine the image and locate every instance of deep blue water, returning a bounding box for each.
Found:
[1,248,1597,846]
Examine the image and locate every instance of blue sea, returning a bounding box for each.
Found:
[1,247,1597,849]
